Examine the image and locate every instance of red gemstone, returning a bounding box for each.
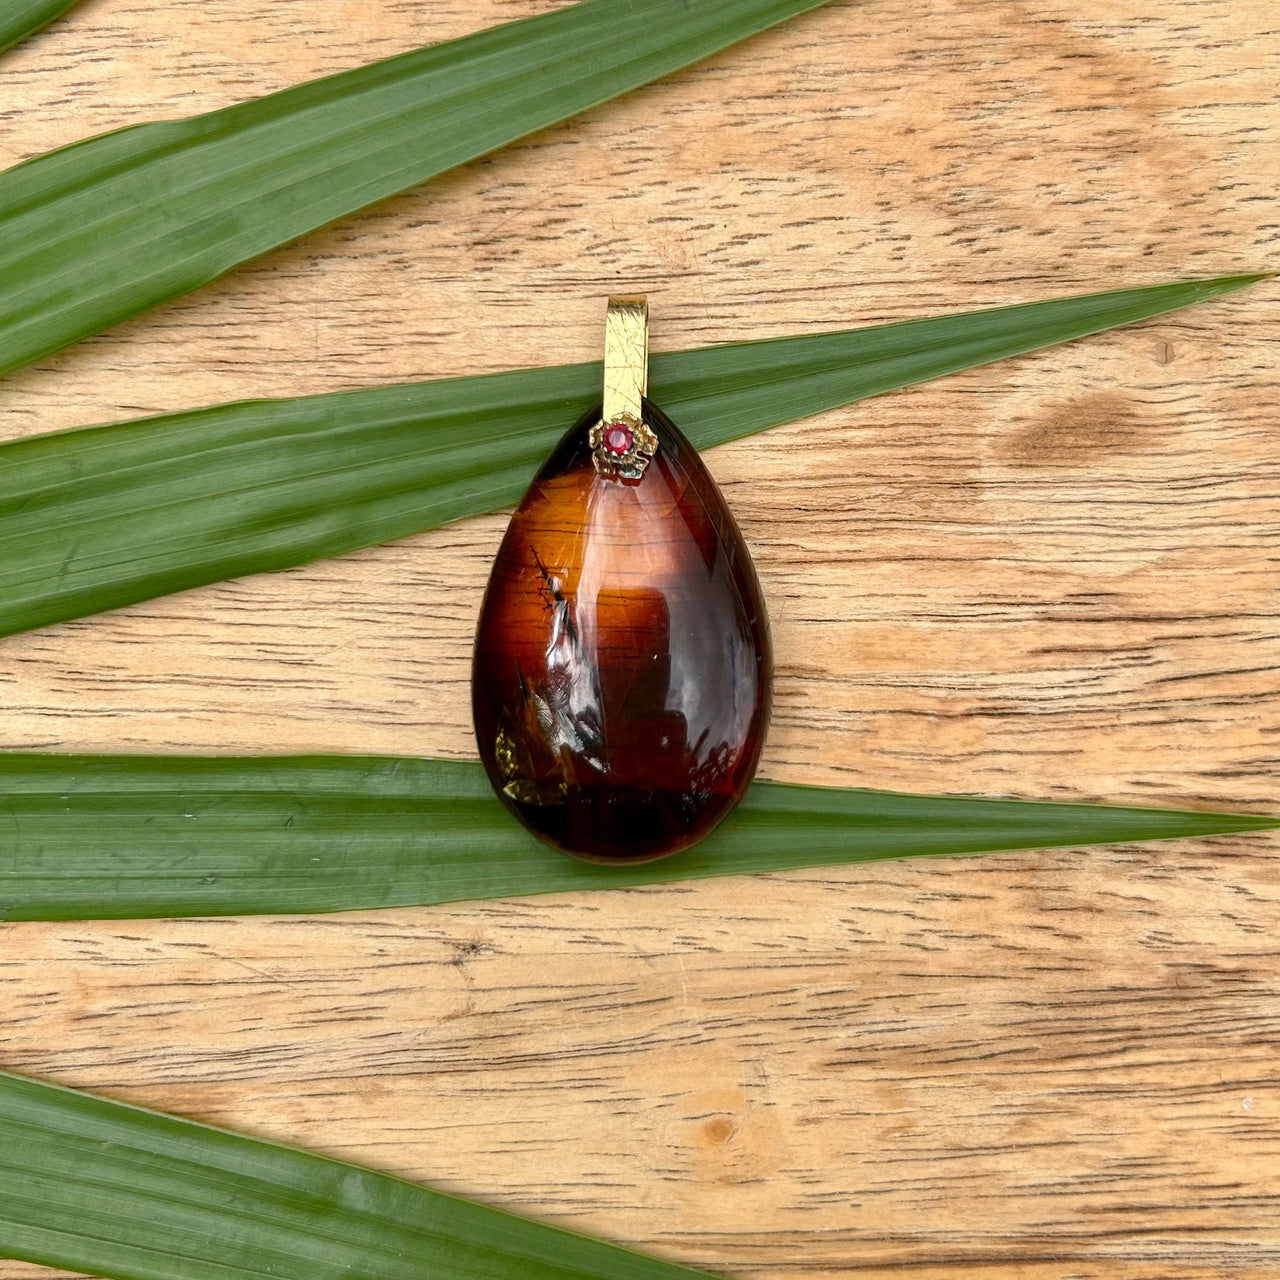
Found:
[604,422,633,455]
[472,399,772,864]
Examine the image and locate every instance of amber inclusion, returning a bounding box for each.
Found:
[472,399,772,863]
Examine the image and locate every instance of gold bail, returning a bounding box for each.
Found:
[603,296,648,424]
[592,295,657,480]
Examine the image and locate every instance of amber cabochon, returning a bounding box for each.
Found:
[472,399,772,863]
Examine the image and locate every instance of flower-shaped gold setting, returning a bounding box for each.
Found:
[590,411,657,480]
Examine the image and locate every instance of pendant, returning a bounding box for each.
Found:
[471,298,772,864]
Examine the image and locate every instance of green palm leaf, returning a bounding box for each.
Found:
[0,273,1264,640]
[1,753,1272,922]
[0,0,831,378]
[0,1068,713,1280]
[0,0,77,54]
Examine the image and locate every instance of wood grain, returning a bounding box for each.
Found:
[0,1,1277,1277]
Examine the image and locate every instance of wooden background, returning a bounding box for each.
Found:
[0,1,1277,1276]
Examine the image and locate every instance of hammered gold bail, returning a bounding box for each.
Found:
[591,296,657,480]
[603,296,648,425]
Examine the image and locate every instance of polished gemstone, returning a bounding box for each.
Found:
[603,422,634,455]
[472,399,772,863]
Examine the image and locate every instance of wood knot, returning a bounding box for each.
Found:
[704,1117,737,1145]
[1002,392,1160,465]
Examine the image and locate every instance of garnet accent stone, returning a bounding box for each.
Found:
[603,422,634,455]
[472,399,772,864]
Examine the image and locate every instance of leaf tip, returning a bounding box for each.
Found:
[1220,811,1280,832]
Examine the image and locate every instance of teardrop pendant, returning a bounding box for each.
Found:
[472,299,772,863]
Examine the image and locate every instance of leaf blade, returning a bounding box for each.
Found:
[0,0,78,54]
[0,753,1272,921]
[0,0,833,376]
[0,273,1266,640]
[0,1068,714,1280]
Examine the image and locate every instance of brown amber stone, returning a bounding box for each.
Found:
[472,398,771,864]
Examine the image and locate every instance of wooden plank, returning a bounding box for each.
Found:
[0,1,1276,1277]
